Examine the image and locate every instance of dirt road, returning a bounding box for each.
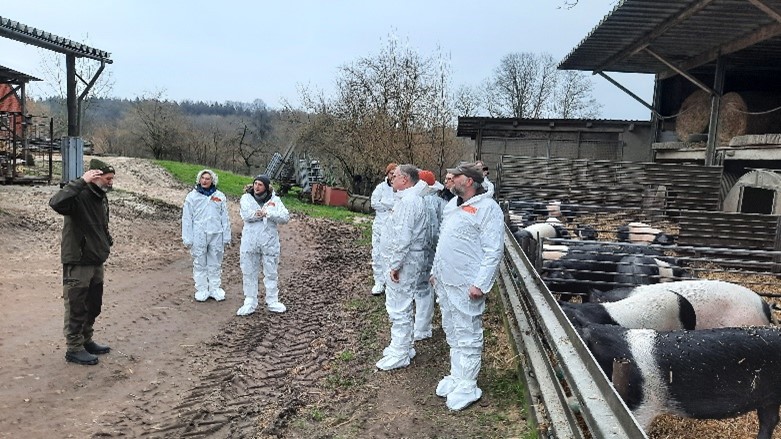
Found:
[0,158,525,438]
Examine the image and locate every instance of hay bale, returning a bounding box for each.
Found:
[718,92,748,145]
[675,89,710,142]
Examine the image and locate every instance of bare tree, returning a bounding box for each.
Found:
[34,40,114,138]
[552,70,602,118]
[484,52,558,118]
[484,51,601,119]
[453,84,483,118]
[296,33,459,192]
[130,91,186,160]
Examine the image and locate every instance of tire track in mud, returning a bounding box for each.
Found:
[97,216,370,438]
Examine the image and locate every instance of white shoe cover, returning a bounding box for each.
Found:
[210,288,226,301]
[267,302,287,313]
[194,290,209,302]
[371,285,384,296]
[376,354,411,371]
[236,297,258,316]
[382,346,416,360]
[436,375,457,397]
[446,383,482,411]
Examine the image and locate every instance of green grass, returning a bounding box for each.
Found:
[155,160,374,231]
[338,350,355,362]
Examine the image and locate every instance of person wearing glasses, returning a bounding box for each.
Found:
[376,164,429,371]
[370,163,398,296]
[474,160,495,196]
[439,172,456,202]
[431,162,504,411]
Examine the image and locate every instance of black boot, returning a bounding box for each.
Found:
[65,349,99,365]
[84,341,111,355]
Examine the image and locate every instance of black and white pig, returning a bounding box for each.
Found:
[614,254,689,286]
[616,222,676,246]
[542,243,666,297]
[559,289,696,331]
[580,324,781,439]
[588,280,775,327]
[514,220,570,263]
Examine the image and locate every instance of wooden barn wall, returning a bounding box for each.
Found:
[497,155,723,211]
[478,125,654,173]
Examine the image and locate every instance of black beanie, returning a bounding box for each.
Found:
[253,174,271,190]
[89,158,115,174]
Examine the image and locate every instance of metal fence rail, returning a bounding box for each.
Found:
[498,226,647,438]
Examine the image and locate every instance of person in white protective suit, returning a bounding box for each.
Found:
[474,160,495,197]
[376,164,429,371]
[237,175,290,315]
[181,169,232,302]
[369,163,397,296]
[431,162,504,411]
[413,170,445,340]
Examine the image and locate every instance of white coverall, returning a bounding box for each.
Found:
[432,191,504,410]
[414,183,444,340]
[376,180,428,371]
[370,179,396,295]
[482,177,495,197]
[237,191,290,315]
[181,170,231,302]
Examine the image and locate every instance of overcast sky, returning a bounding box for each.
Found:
[0,0,653,119]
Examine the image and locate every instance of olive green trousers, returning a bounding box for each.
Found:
[62,264,104,352]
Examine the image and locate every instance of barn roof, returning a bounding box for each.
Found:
[0,65,41,84]
[559,0,781,77]
[457,116,650,139]
[0,16,112,63]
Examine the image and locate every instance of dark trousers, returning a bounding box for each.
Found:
[62,264,104,352]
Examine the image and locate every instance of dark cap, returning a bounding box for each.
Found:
[446,162,484,184]
[253,174,271,188]
[89,158,115,174]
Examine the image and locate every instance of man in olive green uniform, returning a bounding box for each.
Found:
[49,159,116,365]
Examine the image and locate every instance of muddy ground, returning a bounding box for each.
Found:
[0,157,527,438]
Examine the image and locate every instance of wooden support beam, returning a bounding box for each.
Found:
[660,21,781,79]
[594,0,715,73]
[597,72,660,118]
[645,47,714,95]
[748,0,781,24]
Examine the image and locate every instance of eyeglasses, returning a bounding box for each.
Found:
[445,177,453,181]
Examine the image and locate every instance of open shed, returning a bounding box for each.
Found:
[559,0,781,169]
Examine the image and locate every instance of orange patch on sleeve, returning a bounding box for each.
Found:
[461,205,477,214]
[267,202,276,207]
[210,196,222,202]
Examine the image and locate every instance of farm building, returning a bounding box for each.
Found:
[474,0,781,296]
[0,15,111,183]
[462,0,781,215]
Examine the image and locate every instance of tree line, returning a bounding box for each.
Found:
[30,38,602,195]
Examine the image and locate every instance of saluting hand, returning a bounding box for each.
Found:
[82,169,103,183]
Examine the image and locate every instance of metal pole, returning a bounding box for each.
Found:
[705,57,726,166]
[66,54,78,137]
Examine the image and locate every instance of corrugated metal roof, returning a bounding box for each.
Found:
[0,16,112,63]
[457,116,651,138]
[559,0,781,75]
[0,65,41,83]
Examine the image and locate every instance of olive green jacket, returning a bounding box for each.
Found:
[49,178,113,265]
